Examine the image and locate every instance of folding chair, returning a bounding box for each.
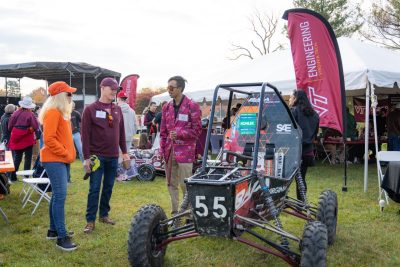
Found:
[377,151,400,208]
[319,138,333,164]
[19,169,46,204]
[0,177,10,224]
[22,177,51,215]
[17,169,34,200]
[18,155,47,203]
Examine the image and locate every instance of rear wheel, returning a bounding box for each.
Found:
[300,221,328,267]
[316,190,338,245]
[128,205,168,267]
[138,164,156,181]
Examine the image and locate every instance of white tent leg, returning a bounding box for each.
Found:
[364,83,370,192]
[370,85,390,204]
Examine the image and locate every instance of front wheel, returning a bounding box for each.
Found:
[137,164,156,181]
[316,190,338,245]
[128,205,168,267]
[300,221,328,267]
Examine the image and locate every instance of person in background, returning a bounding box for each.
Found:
[31,105,42,168]
[196,118,209,159]
[8,96,39,182]
[138,132,152,149]
[1,104,16,150]
[221,107,237,131]
[144,102,157,142]
[387,103,400,151]
[141,106,149,133]
[346,107,357,140]
[81,77,129,234]
[153,101,167,132]
[289,90,319,201]
[160,75,202,215]
[344,106,361,163]
[39,81,77,251]
[376,108,387,139]
[117,91,138,150]
[71,102,83,163]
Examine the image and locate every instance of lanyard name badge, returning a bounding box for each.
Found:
[178,113,188,122]
[96,110,106,119]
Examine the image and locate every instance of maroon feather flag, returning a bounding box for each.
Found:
[120,74,140,109]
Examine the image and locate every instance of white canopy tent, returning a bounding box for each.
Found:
[153,37,400,102]
[152,37,400,191]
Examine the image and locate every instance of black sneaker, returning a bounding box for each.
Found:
[56,236,77,252]
[47,229,75,240]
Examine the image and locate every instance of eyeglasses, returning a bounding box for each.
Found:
[66,92,72,97]
[167,85,179,91]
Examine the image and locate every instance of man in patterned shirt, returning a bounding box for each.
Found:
[160,76,202,215]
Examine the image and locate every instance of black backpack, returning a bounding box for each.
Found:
[0,173,10,195]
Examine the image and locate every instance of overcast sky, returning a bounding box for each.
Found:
[0,0,368,95]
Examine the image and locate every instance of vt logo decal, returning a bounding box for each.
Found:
[308,86,328,117]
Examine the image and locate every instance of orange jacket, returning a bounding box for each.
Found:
[40,108,76,163]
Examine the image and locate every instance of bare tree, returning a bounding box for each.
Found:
[362,0,400,50]
[230,10,284,60]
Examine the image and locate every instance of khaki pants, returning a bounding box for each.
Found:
[166,153,192,215]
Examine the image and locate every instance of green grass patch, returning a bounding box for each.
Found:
[0,161,399,266]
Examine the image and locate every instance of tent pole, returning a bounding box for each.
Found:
[371,85,389,204]
[5,77,7,101]
[95,78,98,100]
[364,82,371,192]
[17,78,21,100]
[343,142,348,191]
[83,73,86,106]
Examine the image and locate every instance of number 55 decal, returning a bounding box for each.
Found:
[195,196,227,218]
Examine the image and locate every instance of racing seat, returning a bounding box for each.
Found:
[241,142,254,165]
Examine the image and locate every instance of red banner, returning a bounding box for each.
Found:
[353,97,389,122]
[120,74,139,109]
[283,9,346,135]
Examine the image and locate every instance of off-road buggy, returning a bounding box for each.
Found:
[127,83,338,266]
[124,137,164,182]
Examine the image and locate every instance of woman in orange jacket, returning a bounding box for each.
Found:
[39,81,77,251]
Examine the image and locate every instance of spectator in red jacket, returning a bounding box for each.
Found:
[8,97,39,182]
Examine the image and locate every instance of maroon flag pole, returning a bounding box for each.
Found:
[283,8,348,191]
[120,74,140,110]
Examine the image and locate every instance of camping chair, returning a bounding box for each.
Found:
[377,151,400,209]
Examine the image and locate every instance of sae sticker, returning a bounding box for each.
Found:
[238,113,257,134]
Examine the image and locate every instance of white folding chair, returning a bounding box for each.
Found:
[0,179,10,224]
[17,170,34,200]
[18,169,45,204]
[377,151,400,209]
[21,177,51,215]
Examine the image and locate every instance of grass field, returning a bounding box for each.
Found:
[1,161,399,267]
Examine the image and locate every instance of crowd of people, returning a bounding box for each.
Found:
[320,103,400,165]
[0,75,203,252]
[1,75,399,252]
